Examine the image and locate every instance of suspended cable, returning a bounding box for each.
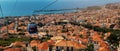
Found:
[0,4,3,17]
[32,0,58,22]
[9,0,18,16]
[41,0,58,10]
[33,0,58,14]
[33,0,81,14]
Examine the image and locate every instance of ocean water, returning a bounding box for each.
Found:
[0,0,120,17]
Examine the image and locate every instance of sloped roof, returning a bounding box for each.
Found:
[51,36,64,40]
[30,40,41,47]
[98,47,110,51]
[73,42,87,49]
[37,42,49,50]
[3,48,21,51]
[55,40,74,47]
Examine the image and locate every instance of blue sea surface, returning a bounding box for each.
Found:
[0,0,120,17]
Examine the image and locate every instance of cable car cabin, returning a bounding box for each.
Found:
[28,22,38,34]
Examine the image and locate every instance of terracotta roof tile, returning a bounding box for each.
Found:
[30,40,41,47]
[74,42,87,49]
[37,42,49,50]
[98,47,110,51]
[3,48,21,51]
[55,40,75,47]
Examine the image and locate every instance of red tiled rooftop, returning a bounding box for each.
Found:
[30,40,41,47]
[3,48,21,51]
[98,47,110,51]
[37,42,49,50]
[74,42,87,49]
[47,40,55,45]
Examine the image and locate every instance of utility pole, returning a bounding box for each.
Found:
[6,17,9,34]
[33,14,37,22]
[14,17,19,32]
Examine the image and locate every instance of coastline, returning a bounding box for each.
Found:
[0,1,120,51]
[0,1,119,18]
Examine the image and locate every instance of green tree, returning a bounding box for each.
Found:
[107,31,120,47]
